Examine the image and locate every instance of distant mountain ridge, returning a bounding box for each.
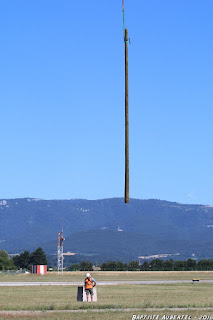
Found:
[1,197,213,262]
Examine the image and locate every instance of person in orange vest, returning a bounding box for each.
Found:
[84,273,96,302]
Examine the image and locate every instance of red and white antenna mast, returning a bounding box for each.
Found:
[57,219,64,273]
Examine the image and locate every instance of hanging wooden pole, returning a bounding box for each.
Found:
[124,28,129,203]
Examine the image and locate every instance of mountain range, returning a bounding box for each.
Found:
[1,197,213,263]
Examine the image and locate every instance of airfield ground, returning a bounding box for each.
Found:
[0,272,213,319]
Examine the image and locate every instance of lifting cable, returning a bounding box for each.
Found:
[122,0,129,43]
[122,0,125,41]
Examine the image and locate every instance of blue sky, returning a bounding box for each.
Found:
[0,0,212,204]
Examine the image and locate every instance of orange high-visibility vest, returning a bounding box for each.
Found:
[85,277,93,289]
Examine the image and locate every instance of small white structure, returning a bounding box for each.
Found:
[77,286,97,302]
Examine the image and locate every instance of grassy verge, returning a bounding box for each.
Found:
[1,309,213,320]
[1,271,213,282]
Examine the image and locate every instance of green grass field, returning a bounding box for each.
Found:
[1,283,213,310]
[0,272,213,319]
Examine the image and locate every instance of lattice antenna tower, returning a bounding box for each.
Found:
[57,219,64,273]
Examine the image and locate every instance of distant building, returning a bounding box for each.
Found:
[92,266,101,271]
[63,251,76,256]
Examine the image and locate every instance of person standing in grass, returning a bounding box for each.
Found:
[84,273,96,302]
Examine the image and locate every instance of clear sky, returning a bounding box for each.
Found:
[0,0,212,205]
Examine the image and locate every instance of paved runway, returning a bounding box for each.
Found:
[1,280,213,286]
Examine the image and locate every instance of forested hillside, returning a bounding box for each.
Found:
[1,198,213,262]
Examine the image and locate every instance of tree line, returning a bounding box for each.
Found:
[0,248,47,270]
[68,259,213,271]
[2,248,213,272]
[0,250,15,271]
[101,259,213,271]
